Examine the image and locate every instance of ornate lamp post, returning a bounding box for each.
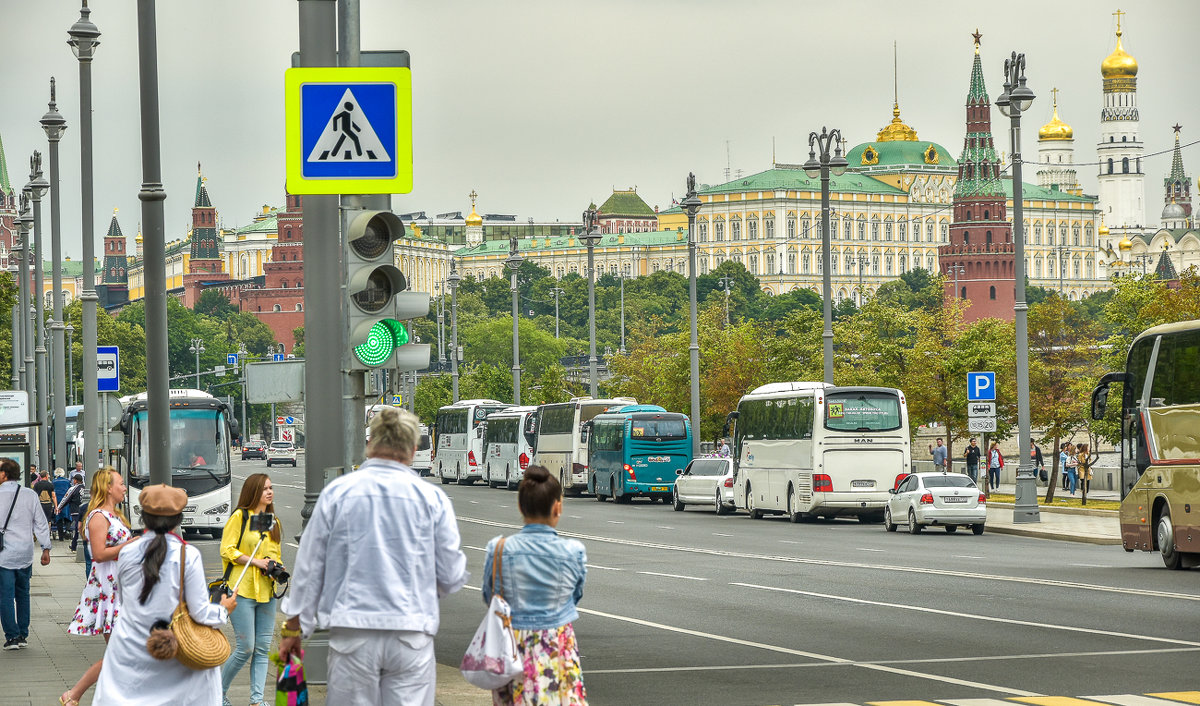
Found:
[15,197,32,394]
[996,51,1040,523]
[69,0,102,476]
[507,237,523,405]
[581,208,602,397]
[28,156,51,473]
[66,323,75,405]
[41,79,70,471]
[447,259,461,403]
[716,276,734,327]
[682,174,702,457]
[549,286,564,339]
[803,127,849,385]
[947,263,966,299]
[189,338,205,389]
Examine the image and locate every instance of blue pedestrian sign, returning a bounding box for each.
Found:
[97,346,120,393]
[392,395,402,407]
[227,353,238,366]
[284,66,413,195]
[273,353,286,362]
[967,372,996,402]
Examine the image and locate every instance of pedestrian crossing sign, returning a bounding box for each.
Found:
[284,66,412,195]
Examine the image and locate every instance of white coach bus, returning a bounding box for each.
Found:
[435,399,508,485]
[534,397,635,494]
[731,383,911,522]
[484,406,539,490]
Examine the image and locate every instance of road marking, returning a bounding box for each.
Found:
[868,701,942,706]
[1070,563,1115,568]
[585,564,622,571]
[779,540,803,544]
[283,505,293,509]
[856,547,885,552]
[469,500,478,504]
[656,526,675,530]
[730,582,1200,648]
[637,571,707,581]
[286,542,299,549]
[606,520,624,525]
[712,532,734,537]
[569,515,582,519]
[1014,699,1122,706]
[954,555,985,559]
[456,516,1200,603]
[499,505,509,508]
[1088,696,1200,706]
[1147,694,1200,706]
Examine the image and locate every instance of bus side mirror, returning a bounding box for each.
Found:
[1091,384,1109,421]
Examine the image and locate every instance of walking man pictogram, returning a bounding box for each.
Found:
[321,101,375,161]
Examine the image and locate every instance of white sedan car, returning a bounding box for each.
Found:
[885,472,986,535]
[673,457,736,515]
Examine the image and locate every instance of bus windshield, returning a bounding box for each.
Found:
[630,418,687,440]
[130,408,231,478]
[824,392,902,433]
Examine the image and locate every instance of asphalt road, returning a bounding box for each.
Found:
[205,457,1199,706]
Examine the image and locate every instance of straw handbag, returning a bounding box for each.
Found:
[171,544,232,669]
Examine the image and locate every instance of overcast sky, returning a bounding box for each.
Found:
[2,1,1196,259]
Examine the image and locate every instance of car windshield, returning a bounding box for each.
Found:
[923,475,976,488]
[824,391,902,432]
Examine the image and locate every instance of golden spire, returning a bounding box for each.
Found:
[465,189,483,227]
[876,41,918,142]
[1102,9,1138,81]
[1038,87,1074,141]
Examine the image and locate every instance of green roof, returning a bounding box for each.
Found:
[967,49,988,103]
[232,212,279,235]
[0,131,10,194]
[700,167,908,196]
[597,190,655,218]
[844,141,958,171]
[456,229,688,257]
[1003,177,1095,203]
[42,259,101,277]
[105,214,124,239]
[194,172,212,208]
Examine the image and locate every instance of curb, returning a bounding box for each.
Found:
[988,501,1119,518]
[985,524,1123,545]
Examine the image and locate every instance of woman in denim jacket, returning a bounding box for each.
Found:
[483,465,588,705]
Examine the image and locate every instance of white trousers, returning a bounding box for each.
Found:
[326,627,436,706]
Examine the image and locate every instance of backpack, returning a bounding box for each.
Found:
[39,488,53,504]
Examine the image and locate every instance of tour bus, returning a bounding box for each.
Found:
[365,404,432,474]
[535,396,636,494]
[113,389,239,537]
[434,399,509,485]
[1091,319,1200,569]
[586,405,692,503]
[483,406,538,490]
[730,383,911,522]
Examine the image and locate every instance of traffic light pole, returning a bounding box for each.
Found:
[298,0,341,530]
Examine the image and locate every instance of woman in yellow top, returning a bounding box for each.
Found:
[218,473,285,706]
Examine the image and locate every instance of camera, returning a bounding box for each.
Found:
[249,512,275,533]
[262,559,290,584]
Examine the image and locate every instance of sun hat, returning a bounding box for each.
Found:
[139,484,188,516]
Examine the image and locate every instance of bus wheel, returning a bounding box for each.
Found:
[1158,512,1184,570]
[456,464,471,486]
[788,486,802,524]
[945,525,958,534]
[747,488,762,520]
[614,482,632,504]
[439,464,450,485]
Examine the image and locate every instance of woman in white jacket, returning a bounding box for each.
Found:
[93,484,237,705]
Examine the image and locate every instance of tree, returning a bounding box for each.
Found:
[292,326,305,358]
[0,271,17,385]
[194,289,237,318]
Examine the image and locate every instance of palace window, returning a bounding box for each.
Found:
[1073,259,1081,279]
[1060,224,1067,245]
[1085,224,1093,245]
[871,255,880,275]
[699,223,708,242]
[765,218,774,239]
[927,222,934,242]
[787,218,796,239]
[858,218,866,240]
[871,219,880,241]
[885,254,893,275]
[941,224,948,242]
[788,251,796,274]
[733,252,743,266]
[748,220,758,240]
[1107,158,1114,174]
[1122,158,1130,174]
[749,253,759,274]
[927,256,935,270]
[802,216,811,237]
[802,253,811,274]
[732,221,741,240]
[989,286,996,300]
[1072,225,1080,245]
[898,221,907,241]
[844,217,853,240]
[884,221,893,241]
[765,252,775,273]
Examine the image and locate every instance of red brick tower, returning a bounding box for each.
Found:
[238,191,305,352]
[940,33,1015,322]
[183,163,230,306]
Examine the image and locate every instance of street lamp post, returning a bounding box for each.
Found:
[28,155,51,473]
[238,343,248,441]
[855,254,870,306]
[682,174,702,457]
[618,276,625,353]
[189,338,205,389]
[803,128,849,385]
[549,286,563,339]
[996,51,1040,524]
[716,276,734,327]
[436,281,445,365]
[947,263,966,300]
[69,0,101,477]
[1051,244,1069,294]
[447,259,461,403]
[507,238,523,405]
[581,208,602,397]
[66,323,74,405]
[41,79,70,472]
[14,201,32,394]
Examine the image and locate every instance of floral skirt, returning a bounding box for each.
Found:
[67,561,119,636]
[493,622,587,706]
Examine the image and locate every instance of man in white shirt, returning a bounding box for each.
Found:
[279,407,468,706]
[0,457,52,650]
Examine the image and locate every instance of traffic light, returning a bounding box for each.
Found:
[345,210,431,371]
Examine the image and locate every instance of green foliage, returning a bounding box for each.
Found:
[194,289,238,318]
[0,272,17,385]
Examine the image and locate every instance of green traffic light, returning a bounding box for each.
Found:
[353,319,410,367]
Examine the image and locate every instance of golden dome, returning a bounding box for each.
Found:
[1038,93,1074,141]
[1101,31,1138,79]
[876,102,919,142]
[1118,233,1133,252]
[465,206,483,227]
[1098,218,1109,237]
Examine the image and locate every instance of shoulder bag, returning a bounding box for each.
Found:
[208,509,249,603]
[170,543,233,669]
[0,489,21,553]
[460,536,523,689]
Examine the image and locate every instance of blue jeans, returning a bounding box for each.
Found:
[1066,468,1078,494]
[966,464,978,483]
[221,595,276,703]
[988,466,1000,489]
[0,564,33,641]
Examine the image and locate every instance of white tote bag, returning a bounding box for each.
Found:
[461,536,523,689]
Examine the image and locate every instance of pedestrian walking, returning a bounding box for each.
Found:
[929,438,948,471]
[92,484,237,705]
[483,464,588,705]
[53,470,71,540]
[0,457,52,651]
[33,472,57,528]
[61,468,134,706]
[28,464,39,487]
[987,441,1003,492]
[963,438,981,483]
[1031,443,1046,483]
[279,407,468,706]
[1076,443,1096,501]
[1063,443,1079,495]
[219,473,285,706]
[56,472,86,550]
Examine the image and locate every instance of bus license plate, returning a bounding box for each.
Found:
[181,518,195,525]
[651,486,668,492]
[943,496,968,503]
[851,480,875,489]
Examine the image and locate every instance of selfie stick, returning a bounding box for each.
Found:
[231,516,276,594]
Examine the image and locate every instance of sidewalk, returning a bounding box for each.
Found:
[4,543,489,706]
[984,482,1122,545]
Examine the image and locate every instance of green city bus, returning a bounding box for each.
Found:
[1091,319,1200,570]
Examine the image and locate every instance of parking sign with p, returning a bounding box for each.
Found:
[967,372,996,402]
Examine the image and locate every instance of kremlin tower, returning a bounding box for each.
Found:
[1161,125,1192,230]
[181,163,231,307]
[939,32,1014,322]
[97,209,129,308]
[1096,10,1145,234]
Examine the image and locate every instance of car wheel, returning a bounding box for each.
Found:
[945,525,958,534]
[971,523,985,535]
[884,506,897,532]
[714,490,729,515]
[907,509,922,534]
[673,487,685,512]
[1158,512,1184,570]
[788,485,802,523]
[747,487,762,520]
[292,461,297,467]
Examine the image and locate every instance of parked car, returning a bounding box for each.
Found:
[241,440,267,461]
[885,471,986,535]
[266,440,297,467]
[672,456,736,515]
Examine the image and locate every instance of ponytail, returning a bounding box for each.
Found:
[138,513,183,605]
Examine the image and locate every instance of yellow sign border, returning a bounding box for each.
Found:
[284,66,413,195]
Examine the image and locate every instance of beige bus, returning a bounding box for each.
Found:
[1091,319,1200,570]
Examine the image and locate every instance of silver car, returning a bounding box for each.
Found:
[885,472,986,535]
[673,457,736,515]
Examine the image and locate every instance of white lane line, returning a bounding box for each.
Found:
[856,547,885,552]
[568,515,582,519]
[499,505,509,508]
[656,526,675,530]
[954,555,985,559]
[456,516,1200,603]
[1071,563,1116,568]
[606,520,624,525]
[585,564,622,571]
[286,542,299,549]
[731,582,1200,648]
[469,500,478,504]
[283,505,293,509]
[712,532,734,537]
[779,540,803,544]
[463,545,487,552]
[1082,695,1200,706]
[637,571,707,581]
